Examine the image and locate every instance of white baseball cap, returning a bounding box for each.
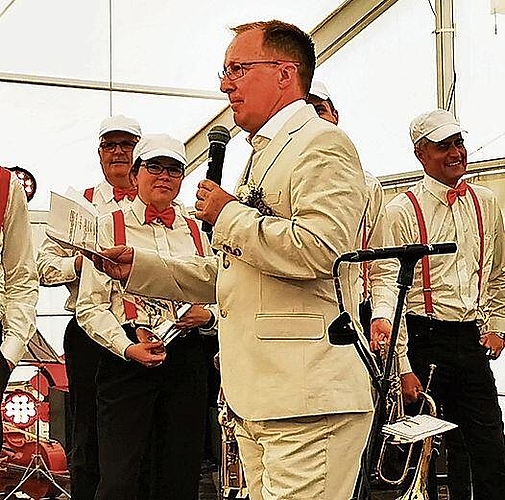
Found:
[99,114,142,138]
[308,80,331,100]
[410,109,465,144]
[133,134,187,166]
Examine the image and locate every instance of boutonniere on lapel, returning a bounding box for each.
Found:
[236,182,275,216]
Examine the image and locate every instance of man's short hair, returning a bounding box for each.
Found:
[231,20,315,95]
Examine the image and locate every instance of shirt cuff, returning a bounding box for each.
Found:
[0,337,29,367]
[60,255,80,282]
[200,309,217,333]
[398,355,412,375]
[116,338,135,360]
[486,318,505,334]
[371,305,395,323]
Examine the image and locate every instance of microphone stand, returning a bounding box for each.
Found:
[328,253,421,500]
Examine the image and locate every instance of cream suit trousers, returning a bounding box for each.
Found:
[234,411,373,500]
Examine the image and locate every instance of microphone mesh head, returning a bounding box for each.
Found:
[207,125,231,145]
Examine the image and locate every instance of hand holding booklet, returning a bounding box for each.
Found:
[136,303,192,349]
[45,188,111,261]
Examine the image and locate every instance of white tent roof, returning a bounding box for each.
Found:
[1,0,504,210]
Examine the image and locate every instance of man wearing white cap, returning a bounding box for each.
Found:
[77,134,216,500]
[387,109,505,499]
[37,114,141,500]
[307,80,397,351]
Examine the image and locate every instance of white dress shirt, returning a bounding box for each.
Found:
[76,196,216,359]
[364,172,398,320]
[0,173,38,365]
[37,181,132,312]
[387,174,505,372]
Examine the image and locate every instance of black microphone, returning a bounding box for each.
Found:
[338,242,457,263]
[202,125,231,233]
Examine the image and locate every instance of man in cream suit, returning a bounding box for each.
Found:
[97,20,373,500]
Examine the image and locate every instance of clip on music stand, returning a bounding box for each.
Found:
[2,328,70,499]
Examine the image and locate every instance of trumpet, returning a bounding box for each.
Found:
[217,389,249,499]
[375,353,438,499]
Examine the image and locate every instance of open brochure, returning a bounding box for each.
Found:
[45,188,107,260]
[382,414,458,444]
[137,303,192,347]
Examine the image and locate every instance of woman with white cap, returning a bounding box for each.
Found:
[76,133,216,500]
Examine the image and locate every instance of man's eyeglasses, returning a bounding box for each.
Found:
[142,162,185,178]
[218,60,300,81]
[100,140,137,153]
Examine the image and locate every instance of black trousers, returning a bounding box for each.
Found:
[95,326,207,500]
[406,314,505,500]
[64,316,103,500]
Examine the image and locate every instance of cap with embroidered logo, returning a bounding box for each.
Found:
[410,109,465,145]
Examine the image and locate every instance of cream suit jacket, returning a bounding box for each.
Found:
[127,104,374,420]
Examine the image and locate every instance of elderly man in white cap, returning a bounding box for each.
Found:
[76,133,216,500]
[386,109,505,499]
[307,80,397,351]
[37,114,141,500]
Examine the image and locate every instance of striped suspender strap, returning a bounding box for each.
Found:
[466,186,485,307]
[405,191,434,316]
[184,217,205,257]
[0,168,11,229]
[112,210,138,321]
[83,187,94,203]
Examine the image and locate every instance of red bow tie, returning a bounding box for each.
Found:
[145,205,176,228]
[113,187,137,202]
[446,181,468,206]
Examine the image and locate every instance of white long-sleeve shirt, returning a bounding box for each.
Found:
[0,170,38,365]
[387,174,505,373]
[37,181,132,312]
[76,196,217,359]
[362,171,398,321]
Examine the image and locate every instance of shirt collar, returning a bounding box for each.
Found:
[97,181,115,203]
[248,99,305,143]
[423,174,467,206]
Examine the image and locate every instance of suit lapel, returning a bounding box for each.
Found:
[249,105,317,187]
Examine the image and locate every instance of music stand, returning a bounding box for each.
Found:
[328,245,455,500]
[2,329,70,499]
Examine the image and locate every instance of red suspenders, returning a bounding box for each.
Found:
[111,210,138,321]
[405,191,435,315]
[183,217,204,257]
[111,209,206,320]
[467,186,485,308]
[405,186,484,315]
[0,167,11,229]
[83,187,94,203]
